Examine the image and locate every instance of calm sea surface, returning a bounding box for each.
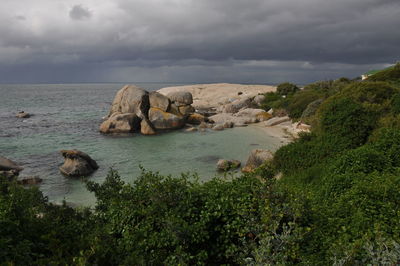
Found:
[0,83,284,205]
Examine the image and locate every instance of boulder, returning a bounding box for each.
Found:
[99,113,141,134]
[16,111,30,118]
[167,91,193,106]
[141,118,157,135]
[235,108,272,122]
[185,127,198,132]
[108,85,150,119]
[223,97,253,113]
[223,121,234,128]
[178,105,196,116]
[242,149,273,173]
[59,150,99,177]
[253,95,266,106]
[216,159,241,171]
[149,108,185,130]
[212,124,224,131]
[264,116,291,127]
[149,91,170,112]
[0,156,24,172]
[187,113,206,125]
[18,176,43,185]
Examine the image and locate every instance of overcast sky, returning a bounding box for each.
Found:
[0,0,399,84]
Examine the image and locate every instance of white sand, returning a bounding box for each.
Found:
[158,83,276,109]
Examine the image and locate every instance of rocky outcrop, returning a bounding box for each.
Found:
[149,91,170,112]
[108,85,150,119]
[217,159,241,171]
[221,97,253,113]
[102,85,200,135]
[59,150,99,177]
[0,156,23,178]
[149,108,185,130]
[16,111,30,118]
[209,108,271,127]
[253,95,266,106]
[100,113,141,134]
[242,149,273,173]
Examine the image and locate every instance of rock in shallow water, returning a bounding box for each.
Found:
[16,111,31,118]
[99,113,141,134]
[216,159,241,171]
[59,150,99,177]
[149,91,170,112]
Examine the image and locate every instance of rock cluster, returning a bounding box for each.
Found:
[100,85,197,135]
[216,159,241,171]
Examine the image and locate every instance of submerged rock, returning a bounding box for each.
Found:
[242,149,273,173]
[217,159,241,171]
[18,176,43,185]
[148,108,185,130]
[16,111,30,118]
[99,113,141,134]
[59,150,99,177]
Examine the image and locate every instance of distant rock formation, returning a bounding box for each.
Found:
[16,111,30,118]
[100,85,198,135]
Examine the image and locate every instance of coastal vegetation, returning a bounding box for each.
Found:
[1,65,400,264]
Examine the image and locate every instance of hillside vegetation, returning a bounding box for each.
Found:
[1,65,400,264]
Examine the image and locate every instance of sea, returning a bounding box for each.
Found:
[0,83,284,206]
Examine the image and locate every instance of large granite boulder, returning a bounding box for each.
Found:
[253,95,266,106]
[217,159,241,171]
[99,113,141,134]
[242,149,273,173]
[149,108,185,130]
[167,91,193,106]
[235,108,272,122]
[149,91,170,112]
[59,150,99,177]
[223,97,253,113]
[108,85,150,119]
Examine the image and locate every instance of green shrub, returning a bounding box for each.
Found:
[391,93,400,114]
[300,98,323,124]
[286,90,323,119]
[276,82,299,96]
[260,92,282,111]
[368,63,400,82]
[318,98,377,147]
[85,169,269,265]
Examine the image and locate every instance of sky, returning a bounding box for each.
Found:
[0,0,399,84]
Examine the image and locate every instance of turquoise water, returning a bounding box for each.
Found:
[0,83,284,206]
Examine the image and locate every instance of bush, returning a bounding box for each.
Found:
[85,169,269,265]
[317,98,377,147]
[276,82,299,96]
[300,98,323,124]
[260,92,282,111]
[286,90,323,120]
[368,63,400,82]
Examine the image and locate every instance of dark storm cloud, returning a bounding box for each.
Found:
[69,5,92,20]
[0,0,399,83]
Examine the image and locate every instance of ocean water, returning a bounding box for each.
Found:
[0,83,285,206]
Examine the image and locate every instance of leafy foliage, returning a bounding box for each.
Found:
[276,82,299,96]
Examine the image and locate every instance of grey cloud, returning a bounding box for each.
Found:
[69,5,92,20]
[0,0,399,83]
